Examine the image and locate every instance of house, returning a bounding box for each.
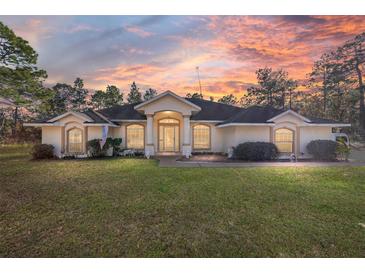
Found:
[24,90,351,158]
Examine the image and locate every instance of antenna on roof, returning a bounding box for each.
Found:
[196,66,202,97]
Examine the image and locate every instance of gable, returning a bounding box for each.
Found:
[48,112,92,123]
[135,91,201,115]
[272,113,306,124]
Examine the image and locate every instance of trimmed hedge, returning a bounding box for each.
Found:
[233,142,278,161]
[31,144,54,159]
[306,140,337,161]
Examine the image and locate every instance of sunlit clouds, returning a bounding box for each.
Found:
[1,16,365,99]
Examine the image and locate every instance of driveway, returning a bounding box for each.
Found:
[349,147,365,162]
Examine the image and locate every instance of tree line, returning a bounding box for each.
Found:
[1,20,365,142]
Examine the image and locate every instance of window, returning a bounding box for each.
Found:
[68,128,83,153]
[159,118,179,124]
[126,124,144,149]
[275,128,294,153]
[193,124,210,149]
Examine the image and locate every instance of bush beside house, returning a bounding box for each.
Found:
[336,141,351,161]
[31,144,54,159]
[87,137,122,157]
[306,139,350,161]
[233,142,278,161]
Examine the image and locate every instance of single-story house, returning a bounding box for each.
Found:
[25,90,350,158]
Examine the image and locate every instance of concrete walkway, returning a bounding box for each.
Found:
[157,156,365,168]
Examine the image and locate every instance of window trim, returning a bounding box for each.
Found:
[192,123,211,150]
[157,117,180,152]
[66,127,84,154]
[125,123,145,150]
[274,127,295,154]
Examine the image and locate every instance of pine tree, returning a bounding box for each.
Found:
[127,82,142,104]
[71,77,88,111]
[143,88,157,101]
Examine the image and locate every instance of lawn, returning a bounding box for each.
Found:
[0,145,364,257]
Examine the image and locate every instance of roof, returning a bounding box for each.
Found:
[217,105,286,125]
[186,98,242,121]
[82,109,116,124]
[27,109,117,125]
[25,93,349,126]
[98,103,146,121]
[135,90,201,111]
[306,117,343,124]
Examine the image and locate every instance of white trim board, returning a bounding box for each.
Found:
[134,90,201,111]
[267,109,311,123]
[48,111,93,123]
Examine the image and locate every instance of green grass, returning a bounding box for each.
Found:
[0,145,364,257]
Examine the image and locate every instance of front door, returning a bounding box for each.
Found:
[159,125,179,152]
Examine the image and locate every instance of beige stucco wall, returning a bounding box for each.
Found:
[39,108,338,158]
[220,126,270,152]
[300,126,334,156]
[42,127,62,156]
[137,95,198,116]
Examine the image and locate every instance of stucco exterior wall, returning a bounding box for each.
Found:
[42,127,62,156]
[300,126,334,155]
[138,95,197,116]
[220,126,270,152]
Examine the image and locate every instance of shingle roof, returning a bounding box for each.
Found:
[307,117,343,124]
[82,109,112,124]
[217,105,286,125]
[28,109,115,124]
[186,98,243,121]
[98,103,146,121]
[27,98,347,126]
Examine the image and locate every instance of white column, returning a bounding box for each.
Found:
[183,115,190,145]
[146,114,153,145]
[182,115,192,158]
[145,114,154,158]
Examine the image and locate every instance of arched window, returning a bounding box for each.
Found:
[158,118,179,124]
[126,124,144,149]
[68,128,83,153]
[275,128,294,153]
[193,124,210,150]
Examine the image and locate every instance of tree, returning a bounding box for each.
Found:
[90,90,105,110]
[143,88,157,101]
[209,96,214,102]
[71,77,88,111]
[127,82,142,104]
[308,53,335,114]
[90,85,123,109]
[0,21,51,137]
[104,85,123,106]
[47,83,73,115]
[335,32,365,133]
[244,67,297,108]
[186,92,203,99]
[218,94,237,105]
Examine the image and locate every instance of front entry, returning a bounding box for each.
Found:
[158,118,180,152]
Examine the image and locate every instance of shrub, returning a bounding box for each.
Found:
[336,141,351,161]
[233,142,278,161]
[87,137,123,157]
[109,138,123,155]
[306,140,337,161]
[31,144,54,159]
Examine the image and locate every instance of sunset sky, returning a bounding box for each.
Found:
[1,15,365,99]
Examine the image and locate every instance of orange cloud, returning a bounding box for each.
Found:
[124,25,154,38]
